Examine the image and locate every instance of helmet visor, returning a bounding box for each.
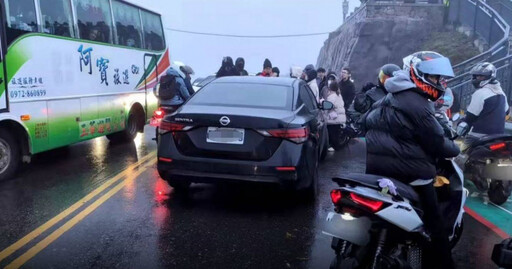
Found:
[415,57,455,78]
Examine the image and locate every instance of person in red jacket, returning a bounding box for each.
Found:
[259,59,273,77]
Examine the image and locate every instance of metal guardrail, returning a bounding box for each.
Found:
[447,0,511,110]
[487,0,512,30]
[448,0,510,75]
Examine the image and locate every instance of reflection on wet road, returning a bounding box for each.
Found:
[0,126,505,268]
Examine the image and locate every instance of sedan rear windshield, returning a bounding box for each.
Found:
[188,82,293,110]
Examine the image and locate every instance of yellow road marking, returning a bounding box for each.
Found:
[5,159,157,269]
[0,151,156,263]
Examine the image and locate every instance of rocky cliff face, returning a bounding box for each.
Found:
[317,3,445,90]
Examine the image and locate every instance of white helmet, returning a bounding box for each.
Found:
[402,51,455,101]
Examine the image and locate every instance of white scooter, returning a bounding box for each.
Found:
[323,125,467,268]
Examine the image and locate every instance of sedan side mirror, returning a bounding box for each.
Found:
[321,101,334,110]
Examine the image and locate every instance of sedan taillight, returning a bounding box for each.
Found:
[159,121,192,134]
[259,127,309,143]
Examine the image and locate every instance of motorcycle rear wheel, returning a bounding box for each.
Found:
[488,180,511,205]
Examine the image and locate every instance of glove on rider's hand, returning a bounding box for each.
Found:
[456,121,470,137]
[362,82,375,93]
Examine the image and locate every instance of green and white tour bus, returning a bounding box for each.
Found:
[0,0,170,180]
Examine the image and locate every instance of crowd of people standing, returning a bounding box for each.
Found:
[212,56,358,152]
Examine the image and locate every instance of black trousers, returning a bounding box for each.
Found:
[413,183,455,269]
[327,124,342,148]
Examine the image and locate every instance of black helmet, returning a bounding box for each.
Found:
[470,62,497,88]
[403,51,455,101]
[378,64,400,87]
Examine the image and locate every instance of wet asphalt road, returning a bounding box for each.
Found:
[0,125,505,268]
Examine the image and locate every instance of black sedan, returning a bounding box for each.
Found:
[157,76,332,198]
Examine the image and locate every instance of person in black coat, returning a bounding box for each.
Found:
[235,57,249,76]
[338,67,356,110]
[216,56,238,78]
[354,64,400,114]
[316,67,327,92]
[363,51,460,269]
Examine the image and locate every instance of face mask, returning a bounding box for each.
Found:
[472,79,482,89]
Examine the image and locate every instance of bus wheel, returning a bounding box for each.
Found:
[107,112,139,143]
[123,113,138,140]
[0,129,20,182]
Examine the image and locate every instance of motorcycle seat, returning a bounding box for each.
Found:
[470,134,512,148]
[333,173,420,202]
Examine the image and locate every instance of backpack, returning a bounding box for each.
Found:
[158,74,180,100]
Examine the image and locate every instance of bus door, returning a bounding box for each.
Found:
[0,2,8,112]
[144,53,158,120]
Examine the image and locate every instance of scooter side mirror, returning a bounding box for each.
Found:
[153,83,161,97]
[452,113,461,121]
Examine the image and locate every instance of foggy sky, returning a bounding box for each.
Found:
[127,0,361,79]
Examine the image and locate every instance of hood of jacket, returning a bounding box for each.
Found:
[235,57,245,70]
[304,67,317,83]
[166,67,184,79]
[483,81,505,95]
[384,70,416,94]
[222,57,234,68]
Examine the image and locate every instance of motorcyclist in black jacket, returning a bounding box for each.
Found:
[363,51,460,269]
[354,63,400,114]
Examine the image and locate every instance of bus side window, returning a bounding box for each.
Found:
[73,0,113,44]
[112,1,142,48]
[5,0,38,45]
[40,0,75,38]
[141,11,165,51]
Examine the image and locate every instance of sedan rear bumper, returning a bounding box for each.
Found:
[157,130,312,187]
[158,160,298,185]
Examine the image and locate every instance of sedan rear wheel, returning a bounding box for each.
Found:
[300,142,319,200]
